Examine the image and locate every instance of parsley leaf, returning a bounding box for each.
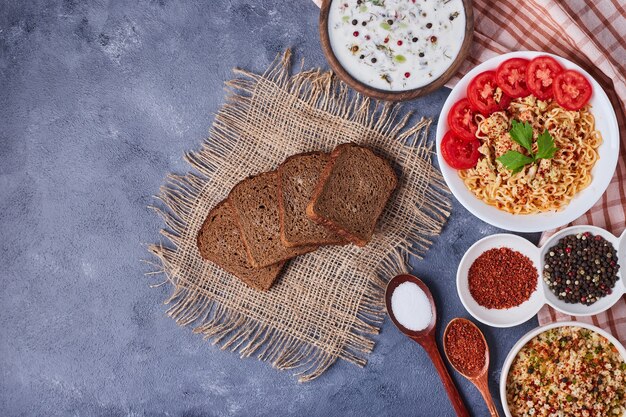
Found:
[509,120,534,154]
[497,120,558,173]
[497,151,535,174]
[535,129,558,160]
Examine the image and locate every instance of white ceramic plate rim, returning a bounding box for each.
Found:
[499,321,626,417]
[436,51,620,232]
[457,225,625,327]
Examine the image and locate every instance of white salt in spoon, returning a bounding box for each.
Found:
[385,274,470,417]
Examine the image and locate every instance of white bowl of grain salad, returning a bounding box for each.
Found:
[500,322,626,417]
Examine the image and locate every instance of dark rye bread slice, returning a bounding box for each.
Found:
[277,152,347,247]
[306,144,398,247]
[196,201,284,291]
[228,171,317,268]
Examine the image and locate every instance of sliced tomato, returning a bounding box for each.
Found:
[447,99,478,141]
[440,131,481,170]
[553,70,592,110]
[496,58,531,98]
[526,56,563,100]
[467,71,511,115]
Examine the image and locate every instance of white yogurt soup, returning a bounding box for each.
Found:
[390,281,432,331]
[328,0,466,91]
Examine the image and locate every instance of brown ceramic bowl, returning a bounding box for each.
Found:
[318,0,474,101]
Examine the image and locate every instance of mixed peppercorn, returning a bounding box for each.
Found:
[543,232,620,305]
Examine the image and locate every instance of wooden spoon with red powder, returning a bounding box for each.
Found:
[443,318,500,417]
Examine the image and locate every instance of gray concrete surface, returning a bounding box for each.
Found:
[0,1,541,415]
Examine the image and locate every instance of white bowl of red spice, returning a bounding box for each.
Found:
[457,226,625,328]
[457,234,545,328]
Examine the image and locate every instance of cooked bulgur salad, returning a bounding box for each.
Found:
[506,326,626,417]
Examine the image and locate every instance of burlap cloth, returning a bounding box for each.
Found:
[148,50,450,381]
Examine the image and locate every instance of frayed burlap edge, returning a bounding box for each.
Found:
[146,50,451,382]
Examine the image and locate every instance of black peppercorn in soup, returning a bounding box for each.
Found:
[328,0,466,91]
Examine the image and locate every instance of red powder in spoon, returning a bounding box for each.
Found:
[445,320,486,377]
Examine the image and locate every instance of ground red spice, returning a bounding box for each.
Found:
[468,247,538,309]
[445,319,486,377]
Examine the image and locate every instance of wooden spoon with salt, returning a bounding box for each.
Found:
[385,274,470,417]
[443,318,500,417]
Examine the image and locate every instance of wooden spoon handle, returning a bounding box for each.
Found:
[419,335,470,417]
[474,376,500,417]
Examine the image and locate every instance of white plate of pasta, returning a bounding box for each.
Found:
[436,51,620,232]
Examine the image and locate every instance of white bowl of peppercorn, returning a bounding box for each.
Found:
[457,226,625,328]
[540,225,624,317]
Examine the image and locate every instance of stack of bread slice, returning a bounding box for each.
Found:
[197,143,398,291]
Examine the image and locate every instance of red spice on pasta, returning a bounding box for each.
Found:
[459,95,602,215]
[468,247,538,309]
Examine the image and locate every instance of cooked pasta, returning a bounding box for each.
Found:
[459,95,602,214]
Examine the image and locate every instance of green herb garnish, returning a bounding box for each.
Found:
[497,152,534,174]
[535,130,558,159]
[380,21,391,30]
[496,120,558,174]
[509,119,534,153]
[393,54,406,63]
